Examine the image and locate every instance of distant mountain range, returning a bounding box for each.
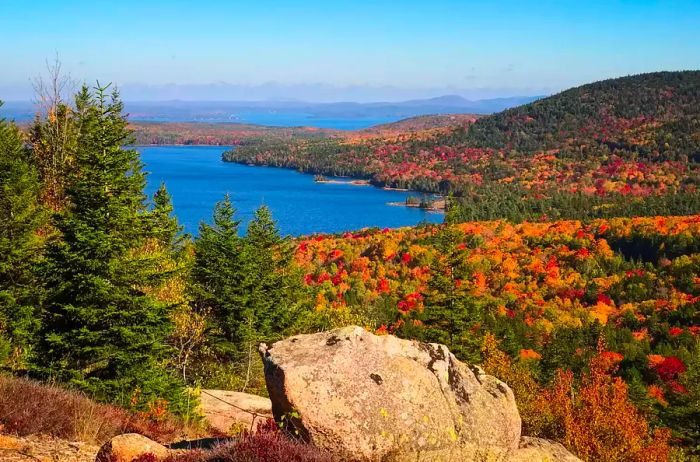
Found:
[0,95,542,125]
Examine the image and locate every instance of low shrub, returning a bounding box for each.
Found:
[165,420,333,462]
[0,375,193,444]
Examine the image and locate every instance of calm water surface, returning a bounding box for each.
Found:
[140,146,443,236]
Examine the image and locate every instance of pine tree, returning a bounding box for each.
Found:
[190,202,300,391]
[150,182,185,249]
[39,86,185,411]
[190,194,243,350]
[243,205,296,339]
[145,182,189,304]
[0,104,44,370]
[404,226,488,363]
[663,340,700,454]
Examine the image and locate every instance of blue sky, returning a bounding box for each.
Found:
[0,0,698,101]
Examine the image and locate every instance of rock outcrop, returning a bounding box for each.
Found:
[95,433,169,462]
[0,433,99,462]
[508,437,583,462]
[259,326,522,461]
[200,389,273,434]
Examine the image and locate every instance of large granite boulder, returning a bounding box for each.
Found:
[200,389,272,434]
[259,326,522,461]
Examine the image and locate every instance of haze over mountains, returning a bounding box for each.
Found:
[0,94,541,125]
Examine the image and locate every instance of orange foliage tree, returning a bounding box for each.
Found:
[541,346,671,462]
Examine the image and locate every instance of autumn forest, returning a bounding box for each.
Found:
[1,71,700,461]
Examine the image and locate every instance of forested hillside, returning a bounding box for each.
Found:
[291,216,700,459]
[129,121,337,146]
[224,72,700,221]
[461,71,700,157]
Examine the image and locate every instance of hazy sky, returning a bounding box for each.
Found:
[0,0,698,101]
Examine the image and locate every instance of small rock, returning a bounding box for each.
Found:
[508,437,582,462]
[0,434,23,450]
[95,433,169,462]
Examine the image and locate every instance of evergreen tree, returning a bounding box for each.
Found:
[663,340,700,454]
[150,182,186,249]
[0,104,44,370]
[190,202,300,391]
[243,205,296,340]
[190,194,244,354]
[145,182,189,303]
[39,86,185,411]
[404,226,488,363]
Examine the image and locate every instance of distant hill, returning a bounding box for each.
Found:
[0,95,540,125]
[356,114,480,135]
[224,71,700,200]
[459,71,700,160]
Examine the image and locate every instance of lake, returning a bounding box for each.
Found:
[140,146,443,236]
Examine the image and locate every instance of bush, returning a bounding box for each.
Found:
[165,420,333,462]
[0,375,193,444]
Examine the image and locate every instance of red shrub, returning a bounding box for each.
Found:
[0,375,192,444]
[654,357,687,382]
[132,454,160,462]
[165,420,333,462]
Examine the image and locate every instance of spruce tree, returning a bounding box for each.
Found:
[146,182,189,301]
[237,205,298,391]
[190,194,244,353]
[150,182,185,249]
[663,340,700,454]
[190,201,299,390]
[404,226,488,363]
[0,104,44,370]
[243,205,296,339]
[39,86,185,411]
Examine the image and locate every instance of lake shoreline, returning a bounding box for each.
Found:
[315,178,371,186]
[140,146,443,236]
[131,144,235,148]
[387,199,446,213]
[226,159,448,214]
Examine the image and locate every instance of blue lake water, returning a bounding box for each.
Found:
[140,146,443,236]
[221,113,402,130]
[132,113,403,130]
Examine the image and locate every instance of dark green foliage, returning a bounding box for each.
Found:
[242,205,298,341]
[539,324,602,382]
[0,104,45,370]
[446,185,700,225]
[402,226,489,363]
[38,86,186,411]
[191,200,299,357]
[189,194,244,354]
[189,200,302,391]
[147,182,189,290]
[150,182,186,249]
[461,71,700,157]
